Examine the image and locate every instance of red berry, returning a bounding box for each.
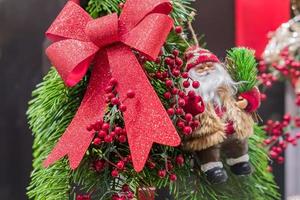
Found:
[111,97,120,105]
[283,114,291,123]
[175,26,183,34]
[115,127,123,134]
[176,58,183,67]
[165,80,173,87]
[122,184,130,192]
[172,70,180,77]
[183,81,190,88]
[267,166,273,172]
[192,81,200,89]
[110,131,116,138]
[93,160,105,172]
[127,90,135,98]
[104,86,113,93]
[263,139,272,145]
[111,169,119,177]
[158,170,166,178]
[178,91,186,98]
[178,98,186,107]
[277,156,284,164]
[118,135,127,143]
[104,135,113,143]
[176,108,184,115]
[183,126,192,135]
[118,2,124,8]
[296,133,300,139]
[269,150,278,159]
[185,113,193,122]
[167,108,175,116]
[188,91,196,98]
[102,123,110,131]
[119,104,127,112]
[171,88,179,95]
[177,120,185,129]
[192,120,200,128]
[167,162,174,171]
[165,57,174,66]
[147,161,156,169]
[86,125,93,132]
[173,49,179,57]
[93,120,103,131]
[164,92,172,99]
[107,93,115,101]
[260,93,267,101]
[116,161,125,170]
[98,130,107,138]
[93,138,101,145]
[169,174,177,181]
[109,78,118,86]
[176,155,184,166]
[182,72,189,79]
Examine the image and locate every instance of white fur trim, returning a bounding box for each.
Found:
[226,154,249,166]
[201,162,223,172]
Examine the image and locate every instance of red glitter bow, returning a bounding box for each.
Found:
[43,0,181,172]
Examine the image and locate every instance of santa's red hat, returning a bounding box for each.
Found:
[185,46,220,71]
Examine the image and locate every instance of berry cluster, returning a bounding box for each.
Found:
[259,47,300,95]
[153,49,203,135]
[263,114,300,166]
[152,154,185,182]
[104,78,136,112]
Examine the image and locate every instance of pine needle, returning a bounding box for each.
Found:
[226,47,258,93]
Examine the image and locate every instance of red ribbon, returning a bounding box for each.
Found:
[44,0,181,172]
[235,0,290,57]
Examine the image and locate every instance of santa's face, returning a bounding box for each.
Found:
[187,62,237,106]
[193,62,216,75]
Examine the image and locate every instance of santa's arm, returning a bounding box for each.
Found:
[239,87,261,112]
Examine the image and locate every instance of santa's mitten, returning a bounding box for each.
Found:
[239,87,261,113]
[183,94,205,116]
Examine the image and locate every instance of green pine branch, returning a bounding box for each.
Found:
[226,47,258,93]
[27,68,87,200]
[86,0,195,24]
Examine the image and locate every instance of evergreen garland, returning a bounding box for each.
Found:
[27,1,279,199]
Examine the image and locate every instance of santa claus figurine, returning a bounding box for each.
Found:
[183,46,261,184]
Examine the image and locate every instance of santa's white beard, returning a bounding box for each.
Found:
[186,63,238,107]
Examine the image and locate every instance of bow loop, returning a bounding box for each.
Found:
[85,14,120,48]
[119,0,172,34]
[46,1,92,42]
[121,13,173,60]
[46,39,99,87]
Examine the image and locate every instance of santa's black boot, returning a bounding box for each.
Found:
[205,167,228,184]
[227,154,252,176]
[230,162,252,176]
[201,161,228,184]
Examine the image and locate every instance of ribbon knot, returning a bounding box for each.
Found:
[85,14,120,49]
[43,0,181,172]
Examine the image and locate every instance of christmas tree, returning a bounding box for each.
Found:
[27,0,280,199]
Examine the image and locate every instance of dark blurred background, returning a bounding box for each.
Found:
[0,0,285,199]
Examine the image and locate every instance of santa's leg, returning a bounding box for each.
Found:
[196,144,228,184]
[222,138,252,176]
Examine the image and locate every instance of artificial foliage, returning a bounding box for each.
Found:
[226,47,258,93]
[27,0,280,199]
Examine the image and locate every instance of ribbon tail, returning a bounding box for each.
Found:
[107,45,181,172]
[43,51,111,169]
